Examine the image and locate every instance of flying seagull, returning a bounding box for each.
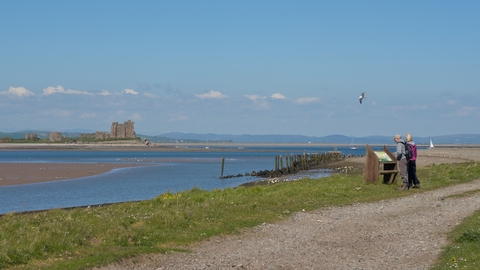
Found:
[359,92,366,104]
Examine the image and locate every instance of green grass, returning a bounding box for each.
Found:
[1,162,480,269]
[430,195,480,270]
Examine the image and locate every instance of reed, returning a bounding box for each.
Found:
[1,162,480,269]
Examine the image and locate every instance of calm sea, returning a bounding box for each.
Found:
[0,145,393,214]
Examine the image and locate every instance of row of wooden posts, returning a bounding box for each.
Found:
[220,146,403,184]
[220,151,345,179]
[274,152,345,172]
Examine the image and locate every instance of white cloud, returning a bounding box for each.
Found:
[143,93,157,98]
[245,95,271,110]
[99,90,112,96]
[123,89,139,95]
[271,93,286,99]
[42,85,92,96]
[195,90,227,99]
[0,86,35,98]
[457,106,477,116]
[389,105,406,113]
[447,100,458,106]
[43,86,63,95]
[130,113,142,121]
[245,94,265,101]
[294,97,320,104]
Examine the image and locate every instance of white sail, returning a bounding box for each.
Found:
[429,139,434,149]
[350,139,358,150]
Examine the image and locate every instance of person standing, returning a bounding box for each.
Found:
[393,134,409,190]
[406,133,420,188]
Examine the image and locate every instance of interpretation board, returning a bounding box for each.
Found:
[374,151,392,162]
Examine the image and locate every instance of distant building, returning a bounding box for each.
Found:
[49,132,62,142]
[79,133,96,139]
[94,120,136,140]
[95,131,110,140]
[110,120,136,139]
[25,134,37,140]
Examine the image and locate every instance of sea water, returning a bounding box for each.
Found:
[0,145,391,214]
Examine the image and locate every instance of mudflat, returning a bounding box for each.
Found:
[0,163,143,187]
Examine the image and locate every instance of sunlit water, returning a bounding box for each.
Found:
[0,145,392,214]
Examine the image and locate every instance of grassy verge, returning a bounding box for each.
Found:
[1,162,480,269]
[431,195,480,270]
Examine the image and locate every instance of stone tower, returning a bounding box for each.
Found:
[110,120,136,138]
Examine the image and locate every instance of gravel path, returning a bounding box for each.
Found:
[96,148,480,270]
[98,179,480,270]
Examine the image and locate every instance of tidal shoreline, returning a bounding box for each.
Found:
[0,163,146,187]
[3,142,474,152]
[1,145,478,188]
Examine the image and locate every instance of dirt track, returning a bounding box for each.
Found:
[95,147,480,270]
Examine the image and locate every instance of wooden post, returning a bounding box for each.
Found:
[365,145,379,183]
[290,155,294,172]
[220,156,225,179]
[303,153,306,170]
[285,154,289,172]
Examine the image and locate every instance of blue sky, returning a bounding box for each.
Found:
[1,1,479,137]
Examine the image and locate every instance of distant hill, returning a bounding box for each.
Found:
[2,130,480,145]
[150,132,480,145]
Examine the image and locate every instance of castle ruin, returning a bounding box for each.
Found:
[92,120,136,140]
[94,131,110,140]
[25,134,38,140]
[49,132,62,142]
[110,120,136,139]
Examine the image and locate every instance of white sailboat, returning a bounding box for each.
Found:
[350,139,358,150]
[429,139,434,149]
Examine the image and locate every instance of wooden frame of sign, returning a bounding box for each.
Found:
[365,144,398,184]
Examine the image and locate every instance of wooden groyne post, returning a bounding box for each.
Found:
[266,151,345,177]
[290,155,295,172]
[220,156,225,179]
[285,154,289,173]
